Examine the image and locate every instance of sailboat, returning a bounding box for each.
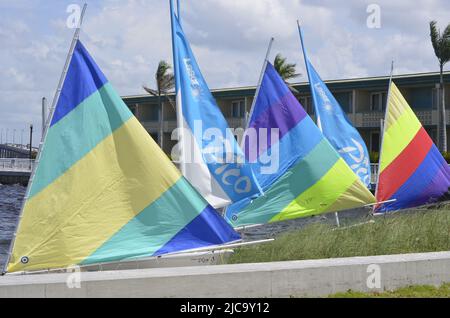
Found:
[298,24,371,188]
[225,41,376,228]
[169,0,262,209]
[3,9,242,274]
[375,79,450,212]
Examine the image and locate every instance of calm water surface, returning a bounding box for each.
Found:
[0,184,369,270]
[0,184,25,270]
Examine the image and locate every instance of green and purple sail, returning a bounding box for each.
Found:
[226,62,375,227]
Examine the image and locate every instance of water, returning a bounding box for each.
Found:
[0,184,25,270]
[0,184,370,270]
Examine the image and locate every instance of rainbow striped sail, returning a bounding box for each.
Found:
[5,41,240,273]
[375,82,450,212]
[226,62,375,227]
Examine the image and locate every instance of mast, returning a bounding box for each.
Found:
[374,60,395,209]
[2,3,88,275]
[245,37,274,130]
[169,0,186,175]
[297,21,320,127]
[223,38,273,218]
[298,21,342,226]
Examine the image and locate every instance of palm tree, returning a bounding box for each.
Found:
[430,21,450,152]
[273,54,300,94]
[143,60,175,148]
[274,54,299,81]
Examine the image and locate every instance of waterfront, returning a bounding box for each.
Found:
[0,184,368,270]
[0,184,25,269]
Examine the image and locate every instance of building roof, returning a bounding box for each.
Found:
[122,70,450,104]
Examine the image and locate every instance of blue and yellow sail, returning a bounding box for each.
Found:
[6,41,240,273]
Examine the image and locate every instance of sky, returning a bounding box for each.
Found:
[0,0,449,144]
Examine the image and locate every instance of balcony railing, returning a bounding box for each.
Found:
[0,158,34,172]
[416,111,433,125]
[140,110,444,134]
[360,112,384,127]
[360,110,437,127]
[370,164,379,184]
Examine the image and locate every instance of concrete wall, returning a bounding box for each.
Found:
[1,251,449,298]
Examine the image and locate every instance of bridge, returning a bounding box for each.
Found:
[0,143,38,159]
[0,158,34,186]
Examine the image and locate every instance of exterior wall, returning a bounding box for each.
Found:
[123,72,450,155]
[446,84,450,109]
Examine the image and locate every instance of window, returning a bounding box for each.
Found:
[140,103,160,122]
[409,88,433,109]
[370,92,387,111]
[334,92,353,113]
[231,100,245,118]
[149,132,159,143]
[370,131,380,153]
[426,128,437,144]
[432,88,438,110]
[299,96,313,114]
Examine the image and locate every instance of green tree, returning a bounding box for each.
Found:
[143,61,175,148]
[273,53,300,93]
[430,21,450,152]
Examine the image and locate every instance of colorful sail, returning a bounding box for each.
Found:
[375,82,450,212]
[226,62,375,227]
[170,0,261,208]
[299,26,371,187]
[6,40,240,273]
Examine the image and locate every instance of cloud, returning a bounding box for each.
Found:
[1,0,449,145]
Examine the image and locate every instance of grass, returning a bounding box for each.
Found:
[228,209,450,264]
[329,283,450,298]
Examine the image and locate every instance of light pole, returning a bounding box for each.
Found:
[42,97,47,137]
[0,128,3,144]
[29,124,33,161]
[13,129,16,145]
[6,128,8,144]
[21,129,24,147]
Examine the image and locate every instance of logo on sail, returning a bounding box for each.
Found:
[314,83,333,113]
[183,58,201,98]
[338,138,370,185]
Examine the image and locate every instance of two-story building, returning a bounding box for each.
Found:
[123,71,450,156]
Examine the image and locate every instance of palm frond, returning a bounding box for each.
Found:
[160,74,175,92]
[273,53,300,82]
[156,60,172,82]
[273,53,286,70]
[442,24,450,65]
[144,60,175,97]
[143,86,158,96]
[430,21,442,62]
[429,21,450,66]
[156,60,175,94]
